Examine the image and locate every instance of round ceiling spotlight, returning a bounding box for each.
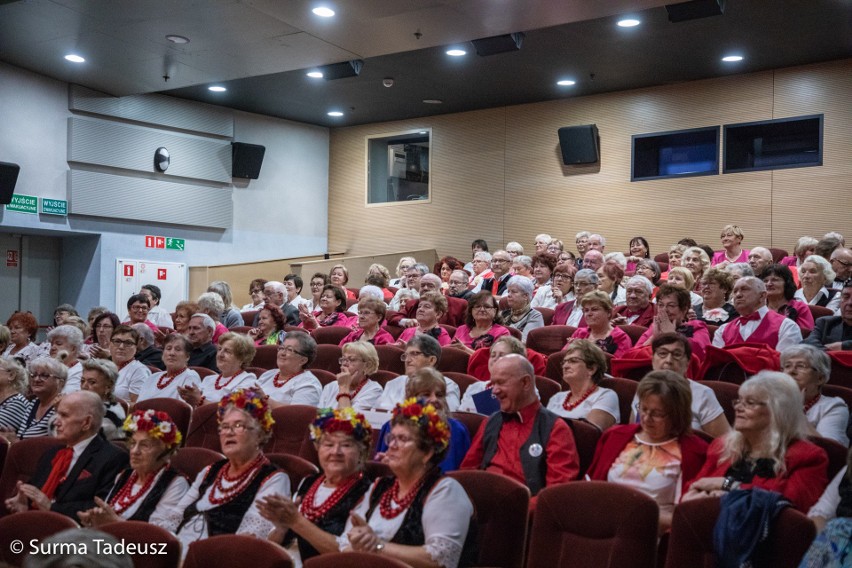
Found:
[312,7,335,17]
[306,71,323,78]
[166,35,190,44]
[557,79,576,86]
[722,55,744,62]
[446,49,466,57]
[208,86,227,92]
[327,111,344,117]
[64,54,85,63]
[617,19,640,27]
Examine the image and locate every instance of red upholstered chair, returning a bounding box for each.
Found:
[231,325,254,335]
[439,323,457,337]
[527,482,659,568]
[808,304,834,321]
[370,369,399,388]
[375,344,406,374]
[654,252,670,264]
[822,384,852,411]
[252,344,279,370]
[828,353,852,389]
[438,346,471,373]
[309,367,338,387]
[134,397,193,444]
[364,460,393,480]
[499,296,510,311]
[562,417,602,478]
[545,350,567,382]
[808,436,848,480]
[185,402,222,452]
[170,447,225,480]
[507,326,523,340]
[616,324,648,347]
[189,366,217,378]
[706,324,719,341]
[246,366,266,377]
[304,552,410,568]
[146,364,163,373]
[665,497,815,568]
[696,380,738,425]
[534,307,555,326]
[0,437,63,517]
[443,371,479,397]
[600,377,639,425]
[768,247,789,263]
[0,511,78,565]
[381,322,405,341]
[267,453,320,491]
[450,411,487,439]
[184,534,293,568]
[311,326,351,345]
[241,310,259,326]
[526,325,576,355]
[99,520,181,568]
[267,405,320,465]
[312,344,343,373]
[0,439,7,485]
[535,375,562,406]
[448,470,530,568]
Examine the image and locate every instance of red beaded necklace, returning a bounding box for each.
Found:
[208,453,268,506]
[337,379,368,402]
[804,394,821,414]
[378,474,428,519]
[116,359,133,372]
[299,473,363,522]
[157,368,187,390]
[214,372,242,391]
[272,372,299,389]
[109,466,165,514]
[562,385,598,411]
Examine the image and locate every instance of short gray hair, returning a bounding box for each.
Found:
[780,344,831,382]
[29,356,68,383]
[408,334,442,363]
[265,280,286,294]
[575,231,591,240]
[82,358,119,402]
[285,331,317,367]
[357,285,384,301]
[750,246,773,261]
[574,268,600,285]
[411,263,430,276]
[505,241,524,254]
[804,254,836,283]
[626,275,654,295]
[589,233,607,246]
[0,357,27,393]
[207,280,234,308]
[737,276,766,293]
[473,251,493,262]
[131,323,155,347]
[47,325,84,350]
[725,263,754,278]
[197,292,225,315]
[506,275,534,297]
[191,313,216,332]
[514,255,533,269]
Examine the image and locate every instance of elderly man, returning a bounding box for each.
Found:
[628,333,731,438]
[804,280,852,350]
[255,281,299,326]
[711,276,802,351]
[469,251,494,291]
[830,248,852,289]
[461,354,579,507]
[376,335,461,411]
[132,323,164,370]
[747,247,774,277]
[587,233,606,253]
[448,269,473,301]
[582,249,604,272]
[186,313,219,372]
[480,250,514,296]
[575,231,591,263]
[389,273,467,327]
[612,275,656,327]
[389,263,428,311]
[4,391,128,520]
[533,234,552,254]
[505,241,524,258]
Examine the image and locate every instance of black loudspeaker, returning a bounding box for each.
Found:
[0,162,20,205]
[665,0,725,22]
[558,125,599,165]
[231,142,266,179]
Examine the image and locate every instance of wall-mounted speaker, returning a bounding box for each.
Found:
[558,125,599,165]
[231,142,266,179]
[0,162,21,205]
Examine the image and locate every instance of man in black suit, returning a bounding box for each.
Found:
[804,281,852,351]
[479,250,514,296]
[4,391,128,520]
[187,313,219,372]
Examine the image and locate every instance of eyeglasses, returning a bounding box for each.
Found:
[278,346,307,357]
[95,323,114,330]
[553,274,573,281]
[473,305,496,311]
[654,349,686,360]
[830,258,852,268]
[384,433,416,447]
[217,422,256,434]
[401,351,424,361]
[310,282,325,288]
[30,372,59,381]
[250,288,263,294]
[562,356,585,366]
[110,339,136,347]
[782,362,813,372]
[491,258,511,264]
[129,305,149,311]
[638,408,669,420]
[339,357,364,365]
[732,398,767,410]
[574,281,594,288]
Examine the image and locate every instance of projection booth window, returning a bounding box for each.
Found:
[366,129,431,205]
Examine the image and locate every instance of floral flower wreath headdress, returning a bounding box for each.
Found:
[392,397,450,452]
[310,407,372,446]
[122,409,182,449]
[218,388,275,433]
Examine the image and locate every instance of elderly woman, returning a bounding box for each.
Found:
[341,398,473,568]
[0,357,29,436]
[319,342,383,411]
[532,255,570,310]
[256,331,323,408]
[197,292,230,343]
[330,264,357,300]
[241,278,268,312]
[0,325,8,358]
[696,267,737,325]
[306,272,332,313]
[52,303,78,327]
[712,224,749,266]
[781,344,849,445]
[47,324,84,394]
[167,389,290,551]
[565,291,632,358]
[299,284,354,331]
[550,264,577,305]
[660,244,686,281]
[109,325,151,403]
[173,301,199,336]
[548,340,619,430]
[763,264,815,333]
[511,255,534,280]
[3,311,43,363]
[397,292,451,346]
[84,312,120,359]
[258,408,374,565]
[207,281,243,329]
[782,236,818,271]
[451,291,510,353]
[682,247,710,294]
[501,275,545,342]
[588,371,709,534]
[390,257,416,288]
[530,253,557,298]
[340,297,394,346]
[375,368,471,473]
[596,261,626,307]
[435,256,464,286]
[80,358,126,440]
[795,254,841,315]
[553,269,597,327]
[248,304,288,346]
[379,335,462,413]
[634,259,662,289]
[78,409,189,527]
[15,356,66,439]
[684,371,829,512]
[666,266,704,307]
[626,236,651,273]
[180,332,256,407]
[546,240,564,255]
[136,334,201,403]
[637,285,711,359]
[364,263,395,301]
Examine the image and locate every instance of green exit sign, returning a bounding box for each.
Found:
[5,194,37,214]
[41,198,67,216]
[166,238,185,251]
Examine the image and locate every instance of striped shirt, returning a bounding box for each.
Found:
[0,393,30,432]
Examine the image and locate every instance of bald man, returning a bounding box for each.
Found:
[387,273,468,327]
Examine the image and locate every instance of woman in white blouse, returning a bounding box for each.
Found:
[179,332,256,407]
[318,342,383,412]
[547,339,619,430]
[109,325,151,404]
[137,334,201,403]
[795,255,841,315]
[256,331,323,407]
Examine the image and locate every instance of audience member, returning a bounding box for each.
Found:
[566,291,632,358]
[804,279,852,351]
[612,275,655,327]
[307,272,331,312]
[180,332,256,407]
[248,304,288,346]
[0,357,29,436]
[329,264,356,300]
[378,335,460,411]
[553,268,596,327]
[139,284,174,328]
[298,284,354,331]
[447,269,474,301]
[3,311,44,363]
[257,281,300,327]
[582,249,604,272]
[762,264,814,332]
[747,247,774,276]
[110,325,151,403]
[480,250,513,296]
[596,261,626,307]
[469,251,494,291]
[132,323,165,370]
[636,285,711,359]
[339,297,394,346]
[501,276,545,342]
[452,291,510,352]
[256,331,323,407]
[533,233,552,254]
[186,313,219,372]
[196,292,230,343]
[240,278,268,311]
[796,255,841,314]
[695,267,737,325]
[548,340,619,430]
[79,358,126,441]
[830,248,852,289]
[319,341,383,411]
[397,291,452,346]
[283,274,311,310]
[137,334,201,402]
[588,233,606,253]
[124,293,159,334]
[47,324,84,393]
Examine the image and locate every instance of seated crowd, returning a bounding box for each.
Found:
[1,226,852,567]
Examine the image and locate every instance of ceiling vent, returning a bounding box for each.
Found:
[665,0,725,22]
[318,60,364,80]
[472,33,525,56]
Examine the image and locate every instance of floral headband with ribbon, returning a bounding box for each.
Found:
[392,397,450,452]
[218,388,275,433]
[123,409,182,449]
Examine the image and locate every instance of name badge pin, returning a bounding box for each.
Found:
[528,443,543,457]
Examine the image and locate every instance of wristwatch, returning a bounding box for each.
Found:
[375,540,385,553]
[721,476,739,491]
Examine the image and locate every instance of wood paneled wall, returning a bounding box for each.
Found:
[328,59,852,261]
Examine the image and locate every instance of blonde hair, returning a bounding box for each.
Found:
[668,267,695,290]
[342,341,379,375]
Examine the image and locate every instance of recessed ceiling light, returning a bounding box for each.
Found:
[446,49,466,57]
[64,54,85,63]
[306,71,323,78]
[557,79,576,86]
[617,19,641,27]
[422,99,443,104]
[722,55,744,62]
[312,7,335,17]
[165,35,190,44]
[327,111,344,117]
[208,86,227,92]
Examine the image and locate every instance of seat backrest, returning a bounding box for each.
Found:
[448,470,530,568]
[768,247,789,263]
[808,304,834,320]
[527,482,659,568]
[185,402,222,452]
[535,375,562,406]
[184,534,293,568]
[246,366,266,378]
[0,510,78,565]
[506,326,523,340]
[545,350,567,382]
[534,307,555,326]
[311,326,351,345]
[439,323,457,337]
[616,324,649,347]
[696,380,738,425]
[241,310,259,326]
[308,368,338,387]
[189,366,217,378]
[251,345,279,370]
[310,344,342,374]
[0,440,7,487]
[0,437,63,513]
[600,377,639,425]
[369,369,398,388]
[266,453,320,491]
[438,346,471,373]
[133,397,193,444]
[364,461,393,480]
[563,418,602,478]
[231,325,254,335]
[443,372,479,397]
[526,325,576,356]
[374,344,406,374]
[450,411,487,439]
[99,520,181,568]
[654,252,670,264]
[304,552,410,568]
[171,447,225,480]
[828,352,852,389]
[381,321,405,340]
[267,405,320,465]
[807,436,848,480]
